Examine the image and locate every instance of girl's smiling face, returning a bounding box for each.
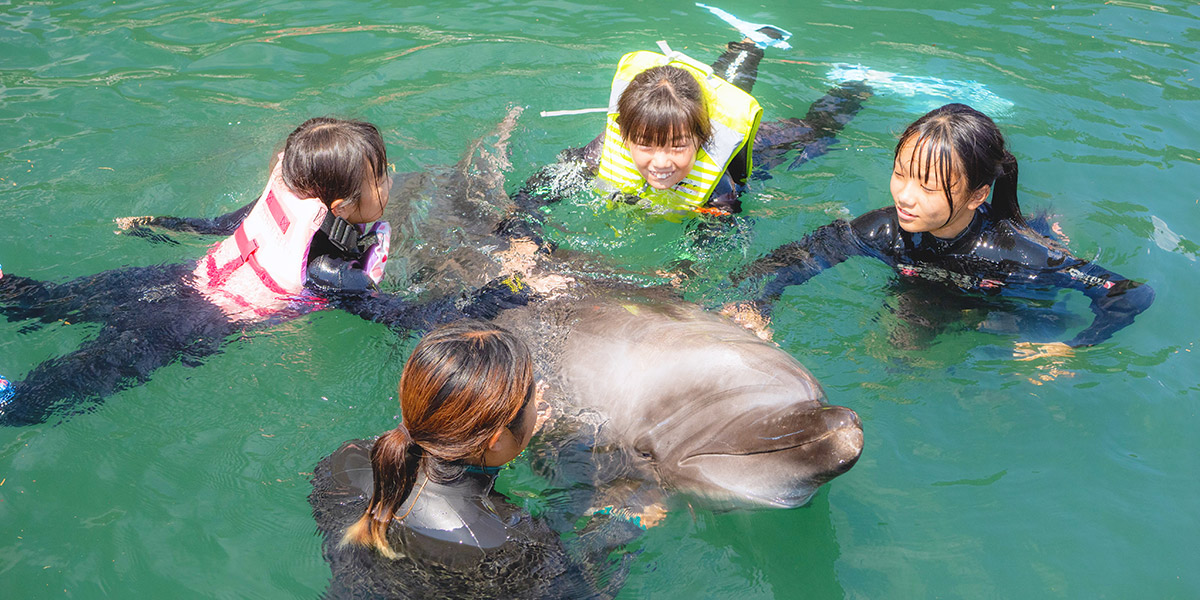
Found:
[890,137,989,239]
[627,135,698,190]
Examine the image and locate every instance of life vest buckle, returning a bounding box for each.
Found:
[320,213,364,257]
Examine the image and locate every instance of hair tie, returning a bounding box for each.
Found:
[396,422,422,452]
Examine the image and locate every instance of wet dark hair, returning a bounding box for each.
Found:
[616,65,712,150]
[894,103,1025,227]
[342,320,535,558]
[281,117,388,209]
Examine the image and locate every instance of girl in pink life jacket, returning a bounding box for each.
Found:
[129,117,396,318]
[0,117,531,426]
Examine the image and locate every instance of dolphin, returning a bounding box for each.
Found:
[495,290,862,510]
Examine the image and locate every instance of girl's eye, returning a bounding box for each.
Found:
[673,146,688,152]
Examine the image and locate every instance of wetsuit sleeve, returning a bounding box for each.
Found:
[1042,262,1155,347]
[320,278,536,332]
[733,218,872,312]
[753,81,873,173]
[135,200,255,235]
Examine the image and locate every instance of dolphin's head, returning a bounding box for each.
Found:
[633,382,863,509]
[532,294,867,511]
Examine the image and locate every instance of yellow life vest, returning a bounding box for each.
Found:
[193,156,328,320]
[596,43,763,215]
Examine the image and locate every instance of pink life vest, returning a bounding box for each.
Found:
[193,160,328,320]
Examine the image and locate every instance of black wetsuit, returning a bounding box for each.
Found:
[0,219,529,425]
[512,42,872,217]
[735,204,1154,347]
[309,439,638,600]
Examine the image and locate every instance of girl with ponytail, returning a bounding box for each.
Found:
[309,320,636,598]
[729,103,1153,353]
[341,319,536,558]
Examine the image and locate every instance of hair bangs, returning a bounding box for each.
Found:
[900,128,955,190]
[622,100,699,148]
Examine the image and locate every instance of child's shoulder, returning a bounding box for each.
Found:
[986,214,1076,270]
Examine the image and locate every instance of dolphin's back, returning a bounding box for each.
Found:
[505,292,827,438]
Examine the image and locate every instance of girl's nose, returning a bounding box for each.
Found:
[894,182,916,206]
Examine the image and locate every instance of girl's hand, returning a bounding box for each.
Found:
[1013,341,1074,361]
[496,238,573,298]
[720,301,773,341]
[587,502,668,529]
[532,381,554,434]
[113,216,152,230]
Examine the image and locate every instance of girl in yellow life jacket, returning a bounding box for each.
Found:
[510,36,873,224]
[595,37,771,217]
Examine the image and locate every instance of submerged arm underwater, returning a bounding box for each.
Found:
[116,199,255,241]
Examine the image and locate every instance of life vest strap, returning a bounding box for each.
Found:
[208,225,289,296]
[264,190,291,234]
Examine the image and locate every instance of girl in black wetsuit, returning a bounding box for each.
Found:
[309,320,637,599]
[729,103,1154,354]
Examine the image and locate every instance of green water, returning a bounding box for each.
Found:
[2,0,1197,598]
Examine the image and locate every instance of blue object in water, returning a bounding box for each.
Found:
[0,374,13,407]
[827,64,1015,116]
[696,3,793,50]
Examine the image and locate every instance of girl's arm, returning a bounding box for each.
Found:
[116,200,255,239]
[318,277,535,332]
[733,214,880,313]
[1047,261,1155,347]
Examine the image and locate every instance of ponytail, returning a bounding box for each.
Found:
[990,151,1026,226]
[340,426,422,559]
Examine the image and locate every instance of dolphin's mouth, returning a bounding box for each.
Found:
[677,404,863,459]
[681,422,858,459]
[668,406,864,508]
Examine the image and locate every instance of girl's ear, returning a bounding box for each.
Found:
[966,184,990,210]
[487,429,505,452]
[329,199,349,218]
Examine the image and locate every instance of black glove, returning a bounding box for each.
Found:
[307,255,375,292]
[460,275,537,319]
